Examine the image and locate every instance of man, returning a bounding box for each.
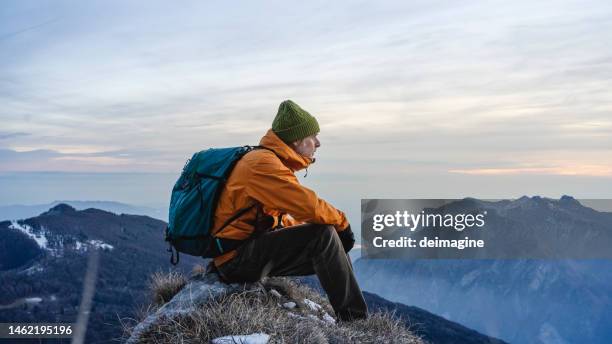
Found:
[212,100,368,321]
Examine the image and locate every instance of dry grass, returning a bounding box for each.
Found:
[128,273,423,344]
[148,270,188,306]
[336,312,419,343]
[261,277,335,316]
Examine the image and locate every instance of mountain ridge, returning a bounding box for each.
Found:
[356,196,612,343]
[0,204,506,343]
[0,200,167,222]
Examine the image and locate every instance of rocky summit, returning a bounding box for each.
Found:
[125,271,423,344]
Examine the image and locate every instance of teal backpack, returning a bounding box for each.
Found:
[165,146,265,264]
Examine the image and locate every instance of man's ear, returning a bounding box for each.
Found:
[290,139,302,148]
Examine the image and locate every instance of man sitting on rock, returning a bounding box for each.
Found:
[212,100,368,321]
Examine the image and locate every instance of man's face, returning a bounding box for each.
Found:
[292,134,320,159]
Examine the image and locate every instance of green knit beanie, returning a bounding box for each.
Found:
[272,100,320,143]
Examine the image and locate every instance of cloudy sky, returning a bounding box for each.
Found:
[1,0,611,208]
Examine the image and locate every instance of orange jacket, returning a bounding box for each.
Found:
[212,129,349,266]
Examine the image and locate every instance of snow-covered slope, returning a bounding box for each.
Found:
[355,196,612,343]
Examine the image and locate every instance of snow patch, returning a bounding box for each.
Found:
[529,264,552,291]
[303,298,322,312]
[25,297,42,304]
[9,221,49,249]
[307,314,321,322]
[322,312,336,324]
[304,313,335,326]
[287,312,302,319]
[88,240,114,250]
[212,333,270,344]
[282,302,296,309]
[538,323,568,344]
[74,239,114,251]
[21,264,44,275]
[460,270,480,287]
[269,289,282,299]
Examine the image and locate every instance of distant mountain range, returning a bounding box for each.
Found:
[0,200,167,222]
[0,203,506,343]
[0,203,198,343]
[355,196,612,343]
[297,276,507,344]
[363,291,507,344]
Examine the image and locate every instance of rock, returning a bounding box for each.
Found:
[126,273,423,344]
[125,272,262,344]
[282,301,296,309]
[269,289,282,299]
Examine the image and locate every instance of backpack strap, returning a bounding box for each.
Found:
[218,203,258,232]
[210,204,255,253]
[253,145,281,159]
[168,241,180,265]
[211,202,273,256]
[168,205,254,264]
[208,146,281,256]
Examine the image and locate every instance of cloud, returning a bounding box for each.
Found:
[0,132,29,140]
[0,147,176,172]
[0,148,61,170]
[449,165,612,177]
[0,0,611,180]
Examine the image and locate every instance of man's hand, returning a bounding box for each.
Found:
[338,224,355,253]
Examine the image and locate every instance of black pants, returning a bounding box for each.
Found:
[217,223,368,321]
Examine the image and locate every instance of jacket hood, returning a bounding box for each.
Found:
[259,129,313,171]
